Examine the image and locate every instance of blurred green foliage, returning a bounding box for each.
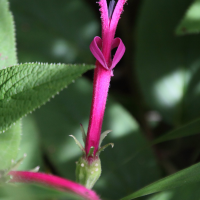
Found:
[1,0,200,199]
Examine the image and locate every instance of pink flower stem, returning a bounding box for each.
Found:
[8,171,101,200]
[85,62,112,156]
[85,0,127,157]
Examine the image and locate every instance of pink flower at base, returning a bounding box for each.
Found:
[85,0,127,156]
[8,171,101,200]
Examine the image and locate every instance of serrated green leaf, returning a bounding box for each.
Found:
[0,0,17,69]
[120,161,200,200]
[0,120,21,170]
[0,63,94,133]
[176,0,200,35]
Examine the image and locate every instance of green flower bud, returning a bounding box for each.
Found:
[76,156,101,189]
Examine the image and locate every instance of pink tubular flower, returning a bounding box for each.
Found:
[85,0,126,156]
[8,171,100,200]
[71,0,127,189]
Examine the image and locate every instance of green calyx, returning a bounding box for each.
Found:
[70,125,114,188]
[70,125,114,157]
[76,156,101,189]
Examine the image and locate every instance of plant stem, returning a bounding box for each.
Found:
[86,62,112,156]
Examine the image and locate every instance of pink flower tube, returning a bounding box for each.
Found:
[71,0,127,189]
[86,0,126,156]
[9,171,100,200]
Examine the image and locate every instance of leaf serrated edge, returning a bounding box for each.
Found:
[0,63,94,133]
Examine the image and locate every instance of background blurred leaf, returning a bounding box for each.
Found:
[33,77,161,199]
[148,183,200,200]
[0,0,21,171]
[152,117,200,144]
[136,0,200,125]
[0,0,17,69]
[176,0,200,35]
[0,183,82,200]
[9,0,99,64]
[120,161,200,200]
[17,116,44,171]
[0,63,93,132]
[0,121,21,170]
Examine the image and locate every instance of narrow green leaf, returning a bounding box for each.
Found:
[152,117,200,144]
[0,0,17,69]
[0,120,21,170]
[120,162,200,200]
[0,63,94,133]
[176,0,200,35]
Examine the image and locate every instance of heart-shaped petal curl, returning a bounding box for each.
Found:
[86,0,127,157]
[90,36,108,70]
[90,36,125,71]
[110,37,125,70]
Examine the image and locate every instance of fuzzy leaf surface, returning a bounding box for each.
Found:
[0,63,94,133]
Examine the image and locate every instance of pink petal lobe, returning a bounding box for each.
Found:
[98,0,109,39]
[110,37,125,70]
[90,36,109,70]
[109,0,127,39]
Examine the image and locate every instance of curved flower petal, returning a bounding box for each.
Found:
[99,0,109,40]
[90,36,109,70]
[110,37,126,70]
[9,171,101,200]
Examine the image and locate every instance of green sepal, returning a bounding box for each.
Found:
[99,130,112,148]
[88,146,95,157]
[96,143,114,156]
[76,156,101,189]
[69,135,85,154]
[80,124,86,145]
[30,166,40,172]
